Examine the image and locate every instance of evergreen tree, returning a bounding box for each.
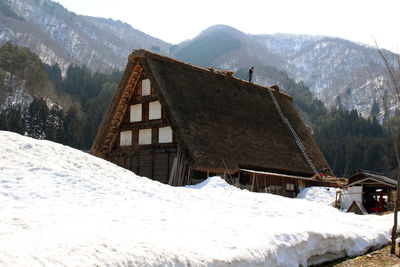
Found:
[6,104,24,134]
[46,105,65,142]
[332,145,345,176]
[25,97,49,139]
[0,110,8,130]
[64,107,84,149]
[45,64,62,91]
[83,82,114,148]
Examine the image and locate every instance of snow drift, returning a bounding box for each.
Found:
[0,131,395,266]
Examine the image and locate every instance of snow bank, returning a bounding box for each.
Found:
[297,186,339,207]
[0,131,396,266]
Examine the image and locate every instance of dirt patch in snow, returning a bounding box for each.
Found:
[322,245,400,267]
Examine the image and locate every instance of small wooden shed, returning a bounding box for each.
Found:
[91,49,333,197]
[344,169,397,212]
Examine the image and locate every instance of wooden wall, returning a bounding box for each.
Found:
[109,148,177,184]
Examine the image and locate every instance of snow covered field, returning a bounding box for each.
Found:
[0,131,396,266]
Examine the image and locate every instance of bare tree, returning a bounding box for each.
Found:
[368,42,400,254]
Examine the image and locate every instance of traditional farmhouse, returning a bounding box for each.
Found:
[91,49,334,197]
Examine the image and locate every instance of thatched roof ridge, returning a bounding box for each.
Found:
[131,49,294,101]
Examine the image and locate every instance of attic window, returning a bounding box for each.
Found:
[130,104,142,122]
[142,79,151,96]
[149,101,161,120]
[159,126,172,143]
[120,131,132,146]
[138,128,152,145]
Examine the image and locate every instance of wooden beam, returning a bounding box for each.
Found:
[187,166,192,185]
[151,151,155,180]
[104,66,143,154]
[251,173,256,192]
[168,157,177,185]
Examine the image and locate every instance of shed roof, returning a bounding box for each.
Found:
[345,169,397,188]
[91,49,331,176]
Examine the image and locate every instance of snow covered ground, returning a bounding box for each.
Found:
[296,186,339,207]
[0,131,396,266]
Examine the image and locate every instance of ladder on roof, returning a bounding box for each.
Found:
[266,87,318,175]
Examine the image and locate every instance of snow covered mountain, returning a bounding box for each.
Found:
[254,34,388,116]
[1,0,394,117]
[0,0,170,73]
[0,130,396,266]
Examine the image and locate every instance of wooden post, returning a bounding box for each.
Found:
[174,150,183,186]
[167,151,170,180]
[179,162,188,186]
[129,154,133,172]
[168,157,177,185]
[251,173,256,192]
[187,167,191,185]
[151,151,155,180]
[137,154,140,174]
[263,175,266,189]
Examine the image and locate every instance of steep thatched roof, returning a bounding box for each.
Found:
[92,49,331,177]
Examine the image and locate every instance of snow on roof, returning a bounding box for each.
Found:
[0,131,396,266]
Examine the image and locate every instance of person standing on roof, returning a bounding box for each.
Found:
[248,67,254,82]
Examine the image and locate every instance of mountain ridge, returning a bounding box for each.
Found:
[1,0,397,117]
[1,0,170,73]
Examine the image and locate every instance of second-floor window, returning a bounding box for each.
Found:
[149,101,161,120]
[130,104,142,122]
[159,126,172,143]
[142,79,151,96]
[138,128,152,145]
[120,130,132,146]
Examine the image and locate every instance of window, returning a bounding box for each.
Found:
[130,104,142,122]
[138,128,152,145]
[159,126,172,143]
[270,185,282,195]
[286,183,295,191]
[149,101,161,120]
[142,79,151,96]
[120,131,132,146]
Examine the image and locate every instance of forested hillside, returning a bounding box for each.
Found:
[313,108,396,177]
[0,42,121,150]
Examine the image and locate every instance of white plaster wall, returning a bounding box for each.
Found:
[159,126,172,143]
[149,101,161,120]
[142,79,151,96]
[139,129,152,145]
[120,131,132,146]
[130,104,142,122]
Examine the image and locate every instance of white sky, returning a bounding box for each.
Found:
[54,0,399,52]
